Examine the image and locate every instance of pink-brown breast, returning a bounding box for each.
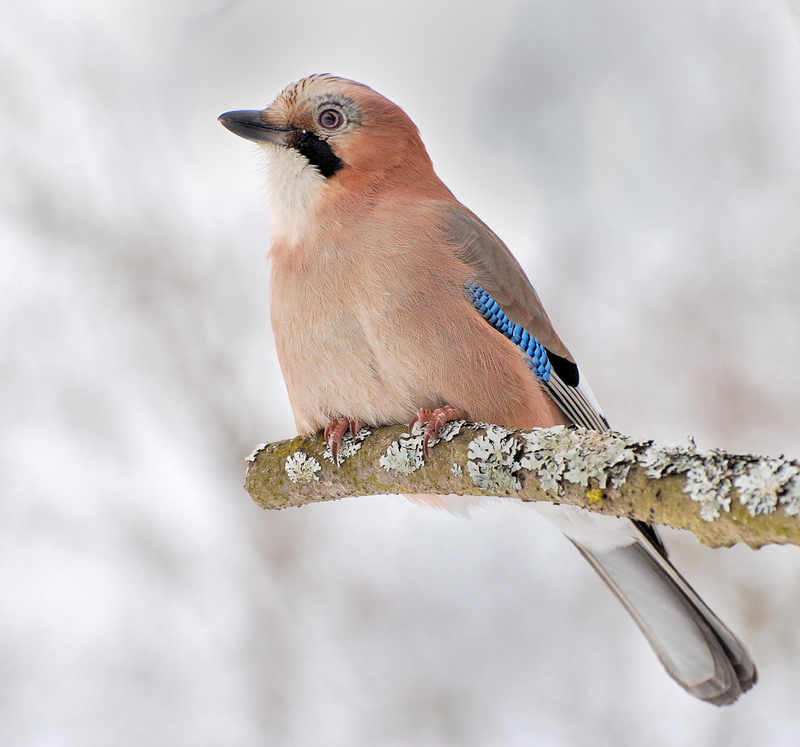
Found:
[269,195,567,434]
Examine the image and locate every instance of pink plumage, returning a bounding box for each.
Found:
[261,76,569,438]
[219,74,756,705]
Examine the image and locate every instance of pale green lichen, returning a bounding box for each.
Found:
[451,463,463,477]
[636,440,800,522]
[380,431,425,475]
[466,426,522,491]
[285,451,321,483]
[519,426,572,492]
[246,442,269,463]
[638,440,698,479]
[437,420,466,442]
[682,456,735,521]
[323,427,372,464]
[567,429,639,489]
[380,420,469,475]
[736,459,800,517]
[779,478,800,517]
[637,440,739,521]
[520,426,640,493]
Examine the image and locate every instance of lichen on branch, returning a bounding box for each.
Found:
[244,423,800,549]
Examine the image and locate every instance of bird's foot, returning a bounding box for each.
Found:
[324,416,365,467]
[409,406,468,458]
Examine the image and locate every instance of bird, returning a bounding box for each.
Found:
[219,73,757,705]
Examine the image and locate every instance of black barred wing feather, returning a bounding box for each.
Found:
[544,368,610,432]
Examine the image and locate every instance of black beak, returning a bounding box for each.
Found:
[218,110,293,145]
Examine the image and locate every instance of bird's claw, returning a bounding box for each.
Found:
[324,416,364,467]
[409,405,468,458]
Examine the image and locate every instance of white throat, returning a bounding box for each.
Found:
[263,145,326,244]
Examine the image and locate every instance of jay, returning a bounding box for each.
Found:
[220,74,756,705]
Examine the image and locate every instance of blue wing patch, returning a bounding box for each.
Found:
[465,282,609,431]
[466,282,552,382]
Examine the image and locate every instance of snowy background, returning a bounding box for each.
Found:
[3,0,800,744]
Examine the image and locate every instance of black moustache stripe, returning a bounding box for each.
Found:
[290,131,344,178]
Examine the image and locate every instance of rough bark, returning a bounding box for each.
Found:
[244,422,800,549]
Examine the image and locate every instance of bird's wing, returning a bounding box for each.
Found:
[442,201,756,704]
[441,203,608,431]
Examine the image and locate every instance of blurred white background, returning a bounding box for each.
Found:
[3,0,800,744]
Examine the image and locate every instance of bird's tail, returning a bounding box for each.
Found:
[571,532,757,705]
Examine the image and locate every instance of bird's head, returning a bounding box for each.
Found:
[219,74,444,239]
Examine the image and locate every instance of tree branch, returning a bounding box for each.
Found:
[244,422,800,549]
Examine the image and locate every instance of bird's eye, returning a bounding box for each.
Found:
[318,108,344,130]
